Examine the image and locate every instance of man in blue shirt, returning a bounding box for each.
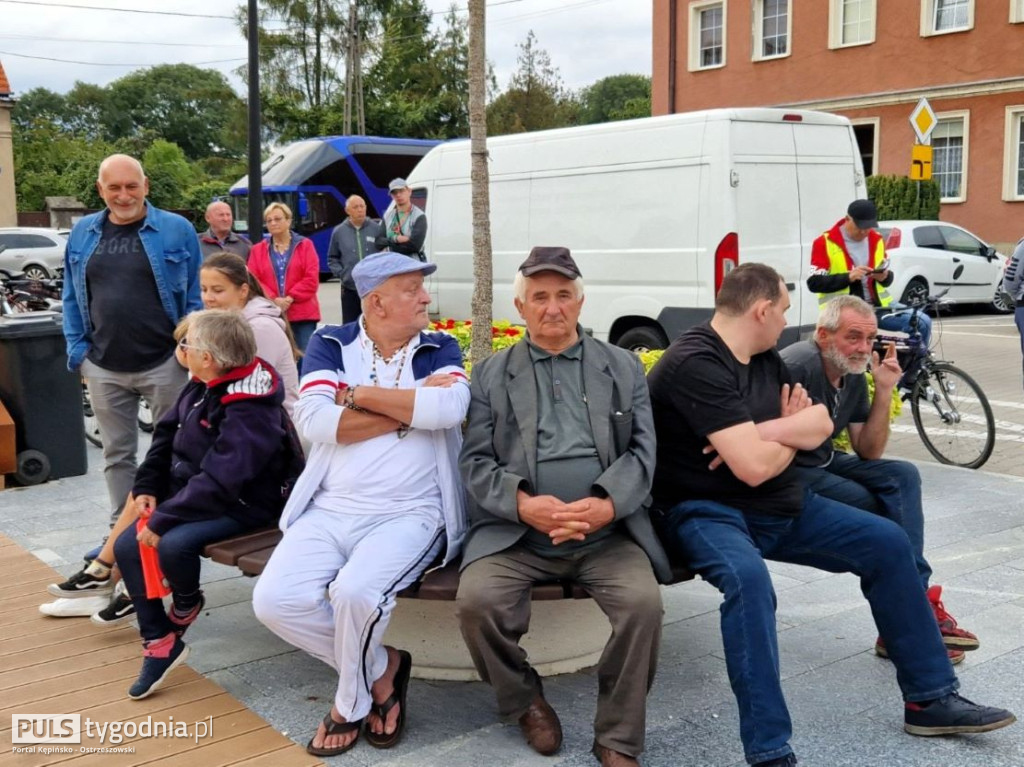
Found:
[63,154,202,526]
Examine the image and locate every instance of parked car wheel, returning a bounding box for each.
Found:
[901,277,929,307]
[616,325,668,353]
[990,288,1015,314]
[22,264,50,281]
[137,399,154,432]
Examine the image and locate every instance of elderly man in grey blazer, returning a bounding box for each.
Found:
[456,247,669,767]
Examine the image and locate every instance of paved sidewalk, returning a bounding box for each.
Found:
[3,446,1024,767]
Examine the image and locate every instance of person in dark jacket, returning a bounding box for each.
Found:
[109,309,301,701]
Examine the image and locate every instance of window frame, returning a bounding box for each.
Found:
[931,110,970,204]
[850,117,880,176]
[688,0,728,72]
[1012,0,1024,23]
[1002,105,1024,202]
[920,0,975,37]
[828,0,877,49]
[752,0,792,62]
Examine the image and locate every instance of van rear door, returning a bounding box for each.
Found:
[791,118,864,336]
[730,118,804,340]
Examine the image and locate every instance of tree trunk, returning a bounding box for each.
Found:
[468,0,494,369]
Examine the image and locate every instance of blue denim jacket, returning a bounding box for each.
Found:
[62,203,203,370]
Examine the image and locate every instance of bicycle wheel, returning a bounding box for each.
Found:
[910,362,995,469]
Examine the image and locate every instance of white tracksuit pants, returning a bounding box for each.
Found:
[253,506,444,720]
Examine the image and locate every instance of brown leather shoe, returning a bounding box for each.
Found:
[517,694,562,755]
[592,742,640,767]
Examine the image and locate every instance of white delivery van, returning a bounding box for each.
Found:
[407,108,866,348]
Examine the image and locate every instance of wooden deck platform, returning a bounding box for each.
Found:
[0,534,322,767]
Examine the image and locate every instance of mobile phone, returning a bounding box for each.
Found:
[869,259,890,275]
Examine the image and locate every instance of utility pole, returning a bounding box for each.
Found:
[344,2,358,134]
[246,0,262,245]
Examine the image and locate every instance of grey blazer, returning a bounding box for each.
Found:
[458,333,672,583]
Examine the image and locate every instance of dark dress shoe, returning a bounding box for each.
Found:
[518,695,563,755]
[592,742,640,766]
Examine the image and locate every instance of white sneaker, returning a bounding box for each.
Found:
[39,595,110,617]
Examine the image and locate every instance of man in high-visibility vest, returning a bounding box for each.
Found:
[808,199,932,346]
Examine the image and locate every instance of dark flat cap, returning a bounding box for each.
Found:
[518,246,582,279]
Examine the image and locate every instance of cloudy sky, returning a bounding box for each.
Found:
[0,0,652,98]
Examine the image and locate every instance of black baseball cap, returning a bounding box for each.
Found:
[518,246,582,279]
[847,199,878,230]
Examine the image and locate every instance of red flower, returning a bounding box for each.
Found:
[505,328,519,336]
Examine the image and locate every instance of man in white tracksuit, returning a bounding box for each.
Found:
[253,251,470,758]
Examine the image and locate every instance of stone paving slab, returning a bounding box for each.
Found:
[3,447,1024,765]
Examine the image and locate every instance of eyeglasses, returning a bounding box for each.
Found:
[178,338,206,353]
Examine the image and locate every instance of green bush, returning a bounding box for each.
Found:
[866,175,941,221]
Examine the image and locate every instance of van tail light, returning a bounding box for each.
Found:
[715,232,739,297]
[885,228,902,249]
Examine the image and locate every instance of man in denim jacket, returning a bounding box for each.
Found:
[63,154,202,524]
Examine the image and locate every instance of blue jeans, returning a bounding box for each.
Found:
[1015,306,1024,390]
[290,320,317,376]
[114,516,247,641]
[796,453,931,590]
[879,308,932,349]
[655,491,957,765]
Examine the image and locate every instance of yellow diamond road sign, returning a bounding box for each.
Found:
[910,97,938,145]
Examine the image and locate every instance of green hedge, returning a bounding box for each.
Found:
[866,175,941,221]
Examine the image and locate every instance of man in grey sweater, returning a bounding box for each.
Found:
[327,195,383,323]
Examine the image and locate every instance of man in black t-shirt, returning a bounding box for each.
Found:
[63,155,202,528]
[648,264,1014,767]
[781,295,979,663]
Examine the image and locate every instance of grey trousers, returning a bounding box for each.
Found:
[81,354,186,521]
[456,536,663,757]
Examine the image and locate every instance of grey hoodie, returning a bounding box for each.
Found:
[243,296,300,415]
[1003,238,1024,303]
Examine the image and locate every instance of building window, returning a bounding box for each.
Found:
[830,0,876,48]
[688,1,727,71]
[754,0,791,60]
[1003,106,1024,201]
[851,119,879,176]
[920,0,974,36]
[932,112,969,202]
[1012,0,1024,23]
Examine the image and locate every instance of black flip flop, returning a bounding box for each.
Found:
[365,649,412,749]
[306,712,362,757]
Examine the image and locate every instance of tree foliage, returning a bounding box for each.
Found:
[11,66,246,216]
[487,31,579,135]
[579,74,650,124]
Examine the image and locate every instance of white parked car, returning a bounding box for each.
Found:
[0,227,67,280]
[877,220,1012,313]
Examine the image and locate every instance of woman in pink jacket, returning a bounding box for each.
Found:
[201,252,300,416]
[247,202,321,358]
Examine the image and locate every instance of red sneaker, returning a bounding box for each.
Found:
[875,637,965,665]
[928,585,979,651]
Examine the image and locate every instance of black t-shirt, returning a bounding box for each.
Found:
[86,218,176,372]
[649,322,804,517]
[780,340,870,468]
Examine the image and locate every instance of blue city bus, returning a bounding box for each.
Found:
[229,136,442,275]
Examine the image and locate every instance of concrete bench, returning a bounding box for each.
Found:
[204,528,693,680]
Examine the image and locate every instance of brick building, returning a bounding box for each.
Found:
[652,1,1024,248]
